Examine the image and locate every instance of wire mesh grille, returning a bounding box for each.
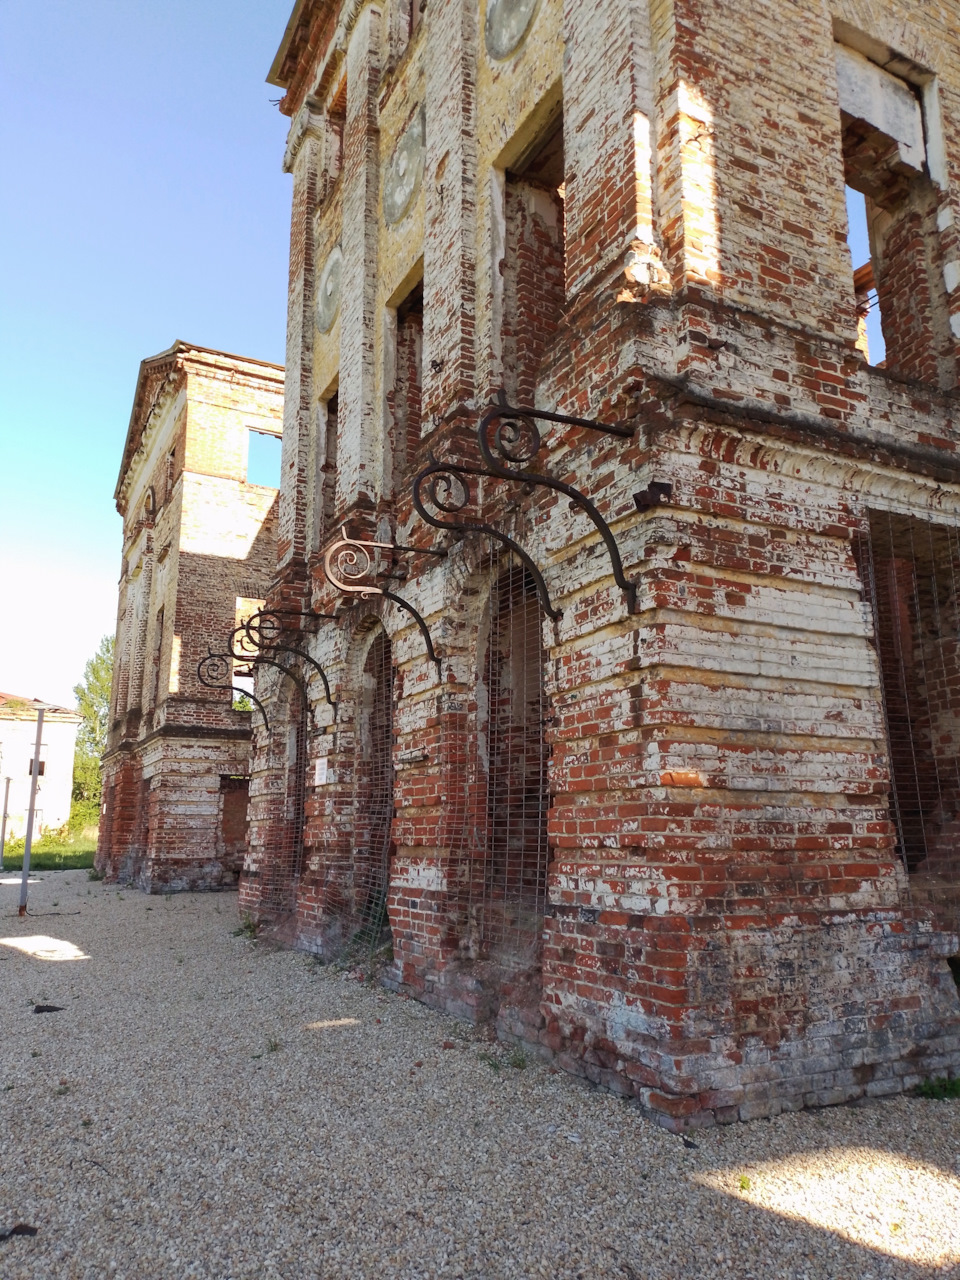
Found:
[468,560,550,962]
[856,512,960,924]
[348,628,395,958]
[258,685,309,917]
[290,700,308,884]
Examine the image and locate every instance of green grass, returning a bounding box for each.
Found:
[1,846,96,871]
[2,812,98,872]
[1,797,99,873]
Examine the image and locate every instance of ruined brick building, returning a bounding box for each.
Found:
[236,0,960,1126]
[98,342,283,890]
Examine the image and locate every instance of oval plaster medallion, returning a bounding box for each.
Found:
[382,107,425,226]
[485,0,540,60]
[316,245,342,333]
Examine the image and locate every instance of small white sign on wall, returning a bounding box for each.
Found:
[314,757,328,786]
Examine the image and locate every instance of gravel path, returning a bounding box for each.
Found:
[2,871,960,1280]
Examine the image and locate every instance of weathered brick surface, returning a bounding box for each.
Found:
[247,0,960,1125]
[98,343,283,892]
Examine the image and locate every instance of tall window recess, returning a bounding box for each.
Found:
[396,0,422,55]
[501,111,565,404]
[165,448,177,503]
[855,513,960,923]
[313,391,338,549]
[151,607,164,709]
[387,281,423,485]
[836,43,951,386]
[473,563,550,959]
[321,76,347,205]
[352,629,395,952]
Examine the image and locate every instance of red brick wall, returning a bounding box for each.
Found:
[246,0,960,1126]
[99,346,283,891]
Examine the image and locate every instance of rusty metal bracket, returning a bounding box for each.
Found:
[197,652,272,730]
[322,527,445,670]
[476,393,638,612]
[411,457,561,620]
[239,610,338,711]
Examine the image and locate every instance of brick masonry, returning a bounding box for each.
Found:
[98,342,283,892]
[241,0,960,1126]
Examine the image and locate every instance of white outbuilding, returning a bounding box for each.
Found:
[0,693,81,840]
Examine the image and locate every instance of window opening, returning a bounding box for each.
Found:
[474,563,549,958]
[837,43,947,384]
[855,513,960,927]
[151,607,164,708]
[352,630,395,954]
[502,112,565,404]
[388,282,423,482]
[246,430,282,488]
[28,760,45,777]
[316,391,339,546]
[846,187,885,366]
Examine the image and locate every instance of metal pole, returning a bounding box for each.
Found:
[0,776,10,872]
[19,710,44,916]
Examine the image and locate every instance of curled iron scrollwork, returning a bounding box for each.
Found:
[322,527,446,671]
[493,411,541,465]
[197,651,271,730]
[198,605,338,723]
[412,457,561,620]
[476,394,639,613]
[235,609,337,712]
[323,529,389,598]
[425,468,471,516]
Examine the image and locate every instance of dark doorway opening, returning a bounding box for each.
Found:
[475,563,550,959]
[220,775,250,873]
[856,513,960,931]
[353,629,395,953]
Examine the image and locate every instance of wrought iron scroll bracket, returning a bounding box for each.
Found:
[322,527,445,671]
[235,612,338,715]
[197,652,271,731]
[476,393,639,613]
[411,459,561,620]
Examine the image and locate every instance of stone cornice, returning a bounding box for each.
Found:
[279,0,380,157]
[115,343,285,512]
[282,102,327,173]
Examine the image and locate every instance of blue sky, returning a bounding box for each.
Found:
[0,4,881,709]
[0,0,292,705]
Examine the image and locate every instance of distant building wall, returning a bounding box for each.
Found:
[0,696,80,839]
[97,342,283,890]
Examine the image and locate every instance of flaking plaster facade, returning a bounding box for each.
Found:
[241,0,960,1127]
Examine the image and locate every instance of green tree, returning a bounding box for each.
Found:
[72,634,114,804]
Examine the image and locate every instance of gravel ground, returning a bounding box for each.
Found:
[2,871,960,1280]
